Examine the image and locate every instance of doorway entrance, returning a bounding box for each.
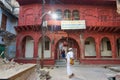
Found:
[55,37,80,61]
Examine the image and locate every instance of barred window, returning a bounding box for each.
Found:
[72,10,80,20]
[64,9,71,20]
[55,9,62,20]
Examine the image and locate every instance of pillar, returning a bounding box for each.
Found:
[95,38,101,58]
[111,39,117,58]
[51,33,55,59]
[80,33,85,59]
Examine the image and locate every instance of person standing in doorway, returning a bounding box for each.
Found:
[61,49,65,59]
[66,48,74,78]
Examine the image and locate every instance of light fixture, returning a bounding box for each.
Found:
[51,12,58,19]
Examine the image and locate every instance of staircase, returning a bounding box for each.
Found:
[55,59,66,67]
[55,59,80,67]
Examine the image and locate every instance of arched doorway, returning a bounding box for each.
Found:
[38,36,51,59]
[100,37,112,58]
[55,37,80,61]
[116,38,120,58]
[85,37,96,58]
[21,36,34,58]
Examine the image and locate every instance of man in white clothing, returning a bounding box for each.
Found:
[66,48,74,78]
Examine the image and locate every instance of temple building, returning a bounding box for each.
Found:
[15,0,120,65]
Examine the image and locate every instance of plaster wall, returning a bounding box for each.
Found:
[6,17,17,34]
[6,42,16,59]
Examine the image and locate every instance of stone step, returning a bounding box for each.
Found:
[55,59,66,65]
[55,59,80,67]
[54,64,81,67]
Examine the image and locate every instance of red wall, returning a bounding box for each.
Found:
[18,4,120,27]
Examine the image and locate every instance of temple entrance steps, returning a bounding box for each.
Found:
[55,59,66,66]
[55,59,80,67]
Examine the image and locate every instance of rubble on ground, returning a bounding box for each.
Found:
[0,57,52,80]
[0,58,20,71]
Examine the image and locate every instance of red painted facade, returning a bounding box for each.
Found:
[15,0,120,65]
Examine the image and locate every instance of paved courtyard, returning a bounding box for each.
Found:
[49,64,120,80]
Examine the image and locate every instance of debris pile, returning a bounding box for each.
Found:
[0,58,20,71]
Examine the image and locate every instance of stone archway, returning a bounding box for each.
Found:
[55,37,80,61]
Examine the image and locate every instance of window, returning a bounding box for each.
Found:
[64,9,71,20]
[107,41,111,50]
[45,41,49,50]
[72,10,80,20]
[45,37,50,50]
[55,9,62,20]
[1,14,7,30]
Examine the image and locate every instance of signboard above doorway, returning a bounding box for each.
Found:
[61,20,86,30]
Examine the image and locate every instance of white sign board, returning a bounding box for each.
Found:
[61,20,86,30]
